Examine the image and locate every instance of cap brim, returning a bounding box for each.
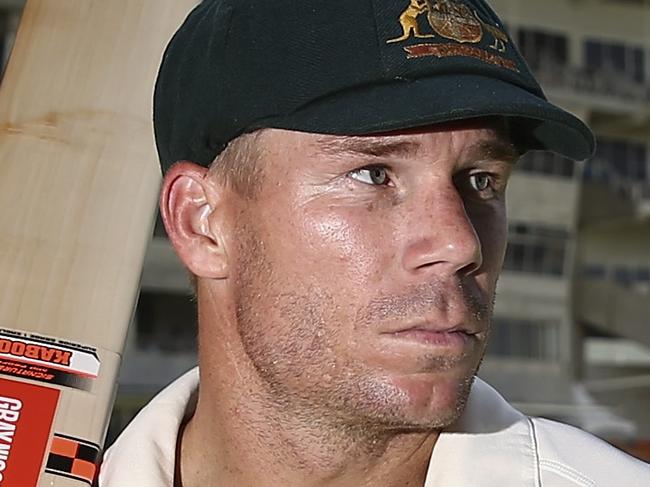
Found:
[264,74,595,161]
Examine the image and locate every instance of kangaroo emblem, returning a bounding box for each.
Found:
[387,0,435,43]
[474,11,508,52]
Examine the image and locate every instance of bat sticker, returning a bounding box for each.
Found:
[0,329,101,391]
[45,433,102,486]
[0,378,60,486]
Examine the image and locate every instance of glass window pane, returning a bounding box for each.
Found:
[552,35,568,65]
[609,43,626,71]
[585,40,602,70]
[632,47,645,82]
[517,28,568,69]
[504,243,525,272]
[548,247,565,276]
[487,318,558,360]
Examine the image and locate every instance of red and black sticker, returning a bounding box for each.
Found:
[45,434,101,486]
[0,378,60,486]
[0,329,100,391]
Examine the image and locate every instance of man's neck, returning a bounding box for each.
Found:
[178,387,437,487]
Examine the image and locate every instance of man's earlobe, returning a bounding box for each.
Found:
[160,161,229,279]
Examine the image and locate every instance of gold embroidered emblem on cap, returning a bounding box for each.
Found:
[388,0,485,44]
[386,0,513,67]
[387,0,435,43]
[404,43,519,72]
[473,10,509,52]
[427,0,482,43]
[387,0,510,53]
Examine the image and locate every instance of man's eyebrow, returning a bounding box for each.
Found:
[464,139,521,164]
[314,134,521,163]
[315,135,420,159]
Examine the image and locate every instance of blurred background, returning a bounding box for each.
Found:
[1,0,649,461]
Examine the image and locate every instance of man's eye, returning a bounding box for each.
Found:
[349,166,391,186]
[469,173,492,192]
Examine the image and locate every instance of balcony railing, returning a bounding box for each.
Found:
[581,265,650,294]
[582,157,650,203]
[533,64,650,105]
[576,277,650,347]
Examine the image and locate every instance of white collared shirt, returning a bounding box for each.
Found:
[99,368,649,486]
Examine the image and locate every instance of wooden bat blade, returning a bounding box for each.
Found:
[0,1,198,485]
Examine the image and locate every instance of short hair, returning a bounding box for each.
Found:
[207,130,266,198]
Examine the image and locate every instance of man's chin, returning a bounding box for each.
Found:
[386,372,475,430]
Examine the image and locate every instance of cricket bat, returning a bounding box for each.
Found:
[0,1,198,485]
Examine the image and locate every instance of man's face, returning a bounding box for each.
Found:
[228,120,515,432]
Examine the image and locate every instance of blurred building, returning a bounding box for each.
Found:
[484,0,650,460]
[1,0,649,459]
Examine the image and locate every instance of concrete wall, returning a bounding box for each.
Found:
[507,173,580,228]
[577,279,650,345]
[579,221,650,265]
[579,183,638,226]
[497,273,570,311]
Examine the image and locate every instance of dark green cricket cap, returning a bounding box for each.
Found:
[154,0,595,171]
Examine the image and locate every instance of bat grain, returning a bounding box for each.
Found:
[0,1,199,485]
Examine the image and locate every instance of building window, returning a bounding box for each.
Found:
[585,39,645,84]
[487,317,559,360]
[595,138,647,180]
[518,151,576,178]
[517,28,568,70]
[503,224,569,277]
[584,137,649,199]
[582,264,650,291]
[136,290,197,352]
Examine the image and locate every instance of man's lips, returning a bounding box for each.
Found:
[380,322,482,350]
[386,329,473,348]
[383,320,481,335]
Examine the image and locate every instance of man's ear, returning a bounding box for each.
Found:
[160,161,229,279]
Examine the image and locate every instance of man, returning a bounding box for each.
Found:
[100,0,649,485]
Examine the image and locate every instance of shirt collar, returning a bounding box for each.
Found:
[101,369,538,487]
[425,378,539,486]
[100,368,199,487]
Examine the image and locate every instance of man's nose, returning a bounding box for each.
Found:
[400,184,483,278]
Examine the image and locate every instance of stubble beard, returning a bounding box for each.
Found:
[232,226,492,450]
